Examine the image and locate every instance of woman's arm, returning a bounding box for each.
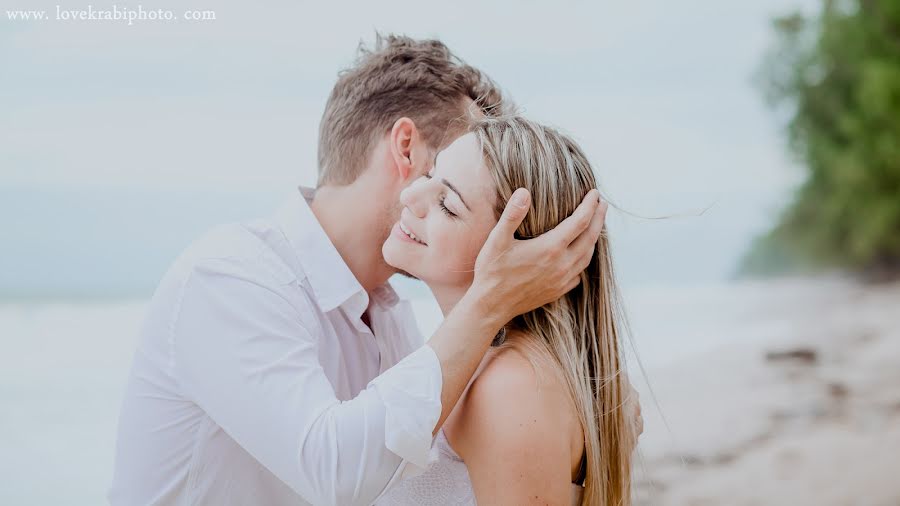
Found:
[448,352,581,506]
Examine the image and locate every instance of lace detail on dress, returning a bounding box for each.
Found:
[376,431,587,506]
[374,351,587,506]
[375,430,476,506]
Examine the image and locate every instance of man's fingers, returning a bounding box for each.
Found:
[562,275,580,296]
[568,198,608,255]
[482,188,530,255]
[547,189,599,246]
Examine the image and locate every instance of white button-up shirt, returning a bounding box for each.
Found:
[109,188,443,506]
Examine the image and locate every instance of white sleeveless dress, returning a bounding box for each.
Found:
[374,429,585,505]
[374,430,475,505]
[376,350,585,505]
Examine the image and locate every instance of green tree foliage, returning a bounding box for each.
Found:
[743,0,900,278]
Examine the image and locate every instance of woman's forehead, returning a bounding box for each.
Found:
[436,133,496,211]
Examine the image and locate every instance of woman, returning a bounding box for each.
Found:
[378,116,636,505]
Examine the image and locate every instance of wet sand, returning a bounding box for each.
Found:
[632,277,900,506]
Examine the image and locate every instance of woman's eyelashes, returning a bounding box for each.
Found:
[438,196,457,218]
[423,172,458,219]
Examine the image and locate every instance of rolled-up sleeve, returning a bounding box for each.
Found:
[370,345,442,469]
[171,258,442,506]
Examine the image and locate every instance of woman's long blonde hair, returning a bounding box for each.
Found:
[473,116,632,506]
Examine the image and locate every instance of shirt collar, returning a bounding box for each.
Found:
[274,186,400,318]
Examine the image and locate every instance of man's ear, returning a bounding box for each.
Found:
[389,117,417,181]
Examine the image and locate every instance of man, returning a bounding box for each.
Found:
[109,34,607,505]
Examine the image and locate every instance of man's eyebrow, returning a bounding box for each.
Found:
[441,178,470,211]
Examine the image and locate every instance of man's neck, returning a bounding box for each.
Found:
[309,183,394,293]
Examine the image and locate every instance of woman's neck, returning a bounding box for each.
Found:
[429,284,469,318]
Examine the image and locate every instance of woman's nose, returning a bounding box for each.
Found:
[400,179,429,218]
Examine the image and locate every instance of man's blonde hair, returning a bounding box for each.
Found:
[317,33,506,186]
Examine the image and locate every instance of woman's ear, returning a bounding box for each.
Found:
[389,117,417,181]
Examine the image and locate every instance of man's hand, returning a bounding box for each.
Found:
[624,377,643,451]
[470,187,608,325]
[427,187,608,432]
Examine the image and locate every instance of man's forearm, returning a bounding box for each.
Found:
[426,287,507,433]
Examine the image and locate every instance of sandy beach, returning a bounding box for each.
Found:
[2,277,897,504]
[631,277,900,505]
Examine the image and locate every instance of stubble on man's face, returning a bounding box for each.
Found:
[379,151,437,282]
[377,196,419,280]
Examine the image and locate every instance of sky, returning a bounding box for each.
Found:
[1,0,818,298]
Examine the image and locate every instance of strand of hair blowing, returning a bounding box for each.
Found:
[474,116,633,506]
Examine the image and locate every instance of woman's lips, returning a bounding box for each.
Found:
[392,222,426,246]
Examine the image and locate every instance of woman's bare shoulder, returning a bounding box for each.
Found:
[445,339,579,460]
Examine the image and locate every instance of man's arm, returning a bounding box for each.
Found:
[173,188,606,506]
[174,261,415,506]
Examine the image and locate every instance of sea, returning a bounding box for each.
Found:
[0,276,825,505]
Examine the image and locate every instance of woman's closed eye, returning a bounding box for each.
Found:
[424,172,459,218]
[438,195,457,218]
